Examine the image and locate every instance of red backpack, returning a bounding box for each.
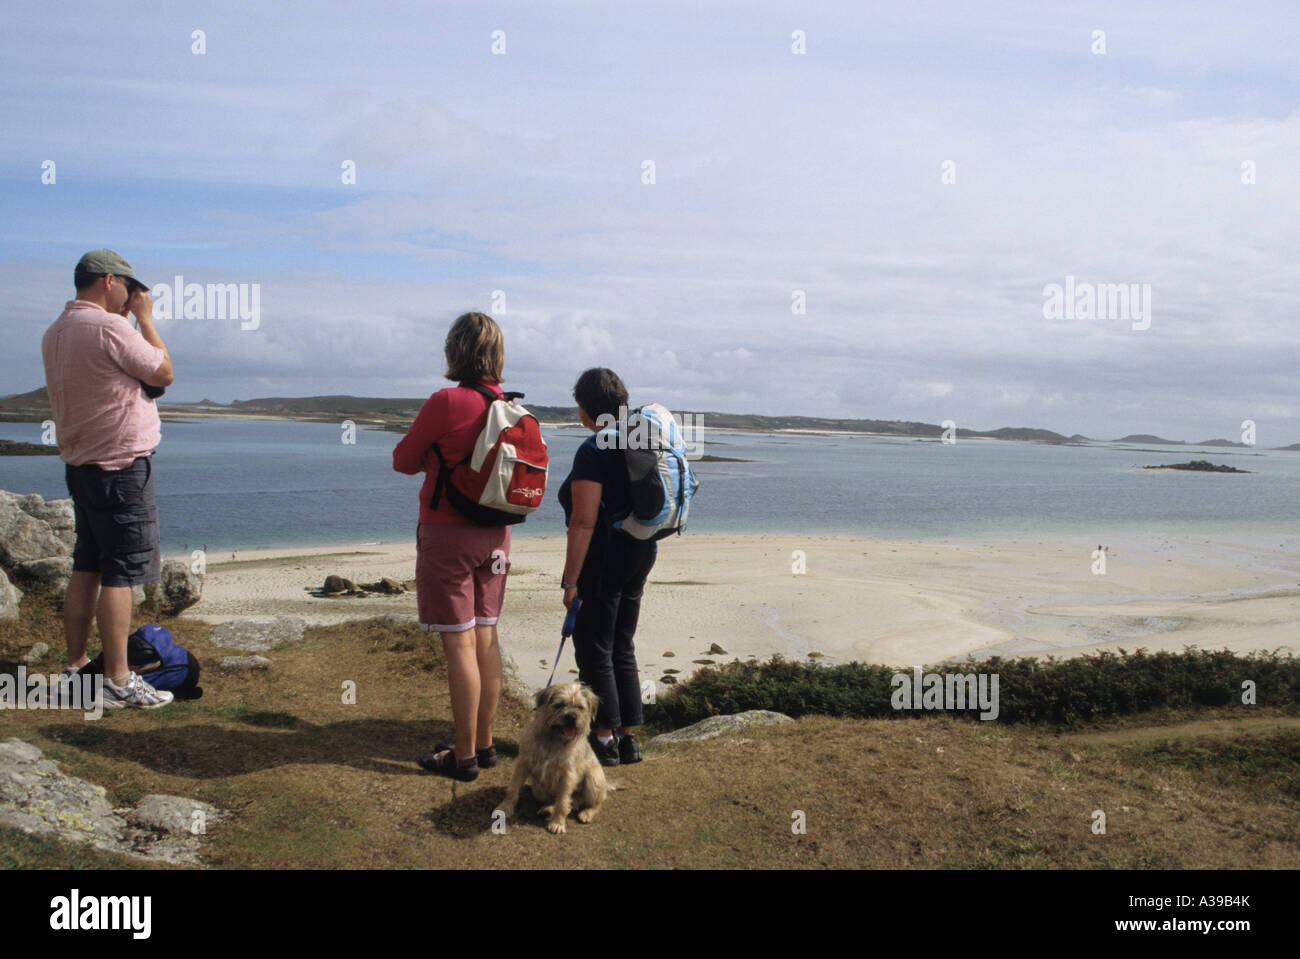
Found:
[430,383,549,525]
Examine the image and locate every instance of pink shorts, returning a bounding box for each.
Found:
[416,523,511,633]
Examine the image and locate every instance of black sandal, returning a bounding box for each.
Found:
[476,745,497,768]
[418,744,479,781]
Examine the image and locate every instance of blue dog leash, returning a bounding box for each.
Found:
[545,597,582,688]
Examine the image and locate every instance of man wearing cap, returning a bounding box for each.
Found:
[42,250,175,708]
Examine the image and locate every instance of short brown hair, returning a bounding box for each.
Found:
[572,367,628,421]
[74,268,104,292]
[444,312,504,383]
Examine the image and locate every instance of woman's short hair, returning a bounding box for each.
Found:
[444,312,505,383]
[572,368,628,422]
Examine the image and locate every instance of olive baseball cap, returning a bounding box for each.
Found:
[75,249,147,290]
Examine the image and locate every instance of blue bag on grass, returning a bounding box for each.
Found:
[85,624,203,700]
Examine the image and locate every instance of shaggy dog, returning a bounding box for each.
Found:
[495,683,607,834]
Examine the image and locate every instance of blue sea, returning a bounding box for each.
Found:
[1,418,1297,552]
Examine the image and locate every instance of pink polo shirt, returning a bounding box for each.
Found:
[42,299,165,470]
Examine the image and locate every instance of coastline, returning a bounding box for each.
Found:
[184,530,1300,691]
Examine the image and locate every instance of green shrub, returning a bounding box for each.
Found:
[643,648,1299,730]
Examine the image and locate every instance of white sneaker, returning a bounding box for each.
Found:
[58,664,121,710]
[103,672,173,709]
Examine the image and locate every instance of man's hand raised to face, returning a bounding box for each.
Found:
[126,285,174,388]
[126,284,153,324]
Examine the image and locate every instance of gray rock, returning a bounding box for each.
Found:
[648,710,794,745]
[17,556,73,595]
[125,795,224,837]
[23,642,50,664]
[131,585,146,607]
[0,568,21,622]
[0,495,68,566]
[0,738,45,764]
[220,655,272,671]
[144,558,203,615]
[322,574,348,594]
[21,496,76,550]
[499,652,535,710]
[708,643,727,655]
[0,737,222,866]
[211,616,306,652]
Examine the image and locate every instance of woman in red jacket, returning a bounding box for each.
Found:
[393,311,510,781]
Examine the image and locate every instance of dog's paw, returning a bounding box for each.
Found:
[536,804,555,819]
[576,808,596,824]
[546,820,567,834]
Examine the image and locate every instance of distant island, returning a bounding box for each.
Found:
[2,386,1298,449]
[1117,434,1252,448]
[1141,460,1250,473]
[0,438,58,456]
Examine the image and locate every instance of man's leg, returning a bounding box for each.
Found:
[98,457,164,698]
[64,571,100,668]
[97,585,134,681]
[64,465,101,670]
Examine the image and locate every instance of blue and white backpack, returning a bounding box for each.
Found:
[600,403,699,540]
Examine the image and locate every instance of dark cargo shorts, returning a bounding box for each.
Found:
[65,455,161,588]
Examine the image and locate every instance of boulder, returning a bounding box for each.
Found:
[211,616,306,652]
[144,558,203,615]
[322,574,348,594]
[0,495,68,566]
[648,710,794,746]
[499,652,535,710]
[23,642,50,664]
[16,556,73,594]
[124,795,225,837]
[220,655,272,671]
[360,577,405,595]
[19,495,76,550]
[0,738,223,866]
[0,568,21,622]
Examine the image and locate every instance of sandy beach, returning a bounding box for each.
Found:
[180,531,1300,691]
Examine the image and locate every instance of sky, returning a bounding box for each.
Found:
[1,0,1297,443]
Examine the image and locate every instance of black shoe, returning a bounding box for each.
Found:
[589,732,620,766]
[618,733,642,765]
[417,745,479,782]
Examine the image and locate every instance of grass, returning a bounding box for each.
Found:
[1,589,1297,869]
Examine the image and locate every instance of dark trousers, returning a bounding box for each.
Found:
[572,528,657,731]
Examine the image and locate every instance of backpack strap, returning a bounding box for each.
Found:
[429,442,451,510]
[460,381,523,404]
[428,383,521,512]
